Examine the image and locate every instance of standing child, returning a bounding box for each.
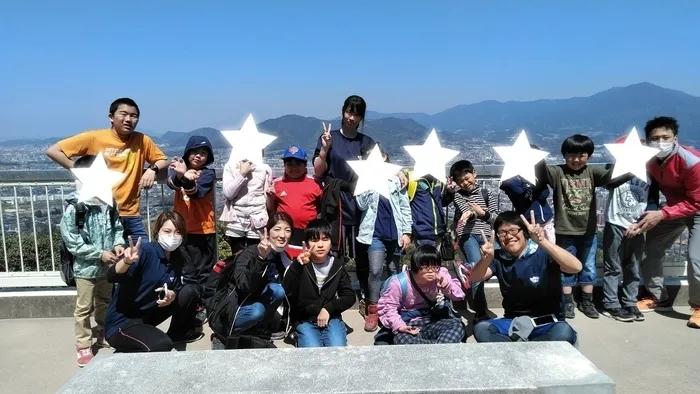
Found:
[267,146,323,260]
[406,172,447,249]
[282,219,356,347]
[60,155,125,367]
[443,160,499,322]
[167,136,217,322]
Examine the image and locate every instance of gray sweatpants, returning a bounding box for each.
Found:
[602,222,643,309]
[640,214,700,308]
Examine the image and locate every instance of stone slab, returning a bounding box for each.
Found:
[57,342,614,394]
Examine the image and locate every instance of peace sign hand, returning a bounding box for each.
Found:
[321,122,332,150]
[297,241,311,265]
[257,228,272,259]
[169,157,187,175]
[479,230,495,261]
[520,211,545,245]
[123,236,142,265]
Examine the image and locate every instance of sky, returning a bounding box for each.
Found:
[1,0,699,139]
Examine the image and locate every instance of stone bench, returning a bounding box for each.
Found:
[57,342,615,393]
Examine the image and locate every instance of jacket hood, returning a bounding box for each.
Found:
[64,191,112,207]
[184,136,215,167]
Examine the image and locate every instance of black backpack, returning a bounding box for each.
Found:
[59,200,118,287]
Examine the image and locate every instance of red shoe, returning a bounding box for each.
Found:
[364,304,379,332]
[76,347,93,367]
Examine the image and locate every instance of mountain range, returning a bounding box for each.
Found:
[6,83,700,152]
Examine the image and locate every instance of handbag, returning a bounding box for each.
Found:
[440,230,456,261]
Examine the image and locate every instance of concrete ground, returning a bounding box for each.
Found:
[0,307,696,394]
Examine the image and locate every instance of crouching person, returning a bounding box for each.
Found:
[472,211,581,345]
[375,245,466,345]
[283,219,356,347]
[208,212,292,349]
[104,212,203,353]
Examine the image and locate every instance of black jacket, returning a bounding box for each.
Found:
[282,256,356,323]
[317,175,355,252]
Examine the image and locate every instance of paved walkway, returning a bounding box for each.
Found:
[0,308,696,394]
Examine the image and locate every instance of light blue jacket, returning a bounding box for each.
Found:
[356,176,413,245]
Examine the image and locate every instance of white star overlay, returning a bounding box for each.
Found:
[220,114,277,165]
[70,152,125,207]
[403,128,460,184]
[604,127,659,180]
[347,145,402,199]
[493,130,549,185]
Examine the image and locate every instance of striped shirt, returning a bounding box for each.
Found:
[312,256,334,289]
[450,186,498,237]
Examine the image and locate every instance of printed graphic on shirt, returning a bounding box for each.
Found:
[606,178,649,228]
[562,177,592,217]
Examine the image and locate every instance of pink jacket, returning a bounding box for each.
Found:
[377,267,465,333]
[219,160,272,236]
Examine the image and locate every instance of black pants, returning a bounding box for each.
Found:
[343,225,369,299]
[184,233,218,300]
[107,284,200,353]
[226,236,260,256]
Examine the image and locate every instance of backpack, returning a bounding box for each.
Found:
[59,200,118,287]
[379,270,410,305]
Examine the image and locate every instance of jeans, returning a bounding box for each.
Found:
[232,283,286,334]
[120,216,149,242]
[602,223,643,309]
[641,214,700,308]
[295,318,347,347]
[367,238,401,304]
[459,233,487,314]
[557,234,597,287]
[473,318,577,345]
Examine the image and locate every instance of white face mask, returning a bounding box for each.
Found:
[649,141,675,158]
[158,235,183,252]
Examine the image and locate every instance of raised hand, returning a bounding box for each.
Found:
[239,160,255,176]
[257,228,272,259]
[437,274,450,291]
[479,229,495,260]
[321,122,332,150]
[520,211,545,244]
[297,241,311,265]
[169,157,187,175]
[467,201,485,217]
[123,236,142,265]
[446,177,458,192]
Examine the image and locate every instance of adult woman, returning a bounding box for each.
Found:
[209,212,293,348]
[471,211,581,344]
[376,245,466,345]
[220,153,273,255]
[104,211,202,352]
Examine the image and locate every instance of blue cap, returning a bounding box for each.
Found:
[282,145,307,161]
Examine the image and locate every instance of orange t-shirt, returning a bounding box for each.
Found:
[173,188,216,235]
[57,129,167,216]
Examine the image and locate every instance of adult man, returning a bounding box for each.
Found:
[46,98,168,240]
[628,116,700,328]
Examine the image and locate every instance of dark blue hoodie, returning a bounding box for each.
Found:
[167,135,216,199]
[499,175,553,224]
[410,177,446,239]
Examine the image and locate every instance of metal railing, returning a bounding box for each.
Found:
[0,166,689,288]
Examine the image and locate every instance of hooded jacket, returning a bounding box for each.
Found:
[407,175,446,239]
[167,136,216,234]
[499,175,553,224]
[282,256,356,324]
[59,192,125,279]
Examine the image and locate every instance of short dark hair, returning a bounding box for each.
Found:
[561,134,594,156]
[644,116,679,139]
[449,160,475,180]
[267,211,294,231]
[342,95,366,121]
[109,98,140,117]
[304,219,332,242]
[73,155,97,169]
[410,245,442,273]
[152,211,187,239]
[494,211,530,239]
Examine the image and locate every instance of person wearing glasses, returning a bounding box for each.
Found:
[470,211,581,344]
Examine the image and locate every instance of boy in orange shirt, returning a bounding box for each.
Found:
[45,98,168,240]
[168,135,217,323]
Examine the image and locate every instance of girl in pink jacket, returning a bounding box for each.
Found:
[376,245,466,345]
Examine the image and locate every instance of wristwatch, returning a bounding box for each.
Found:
[148,164,160,174]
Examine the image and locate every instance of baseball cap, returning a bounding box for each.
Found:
[282,145,307,161]
[508,315,536,341]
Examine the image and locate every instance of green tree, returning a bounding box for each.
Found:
[4,232,62,272]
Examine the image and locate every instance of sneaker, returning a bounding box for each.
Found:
[270,331,286,341]
[626,306,645,321]
[364,304,379,332]
[169,326,205,344]
[76,347,93,367]
[601,307,634,322]
[636,297,673,313]
[94,330,110,348]
[453,260,472,291]
[688,307,700,329]
[195,305,208,326]
[564,302,576,319]
[578,300,599,319]
[358,299,367,318]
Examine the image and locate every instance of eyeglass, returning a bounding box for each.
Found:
[421,265,441,272]
[497,228,523,238]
